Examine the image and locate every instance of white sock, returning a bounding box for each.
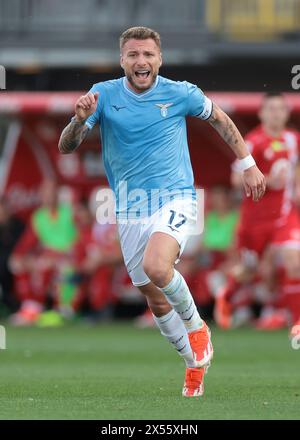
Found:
[161,269,203,333]
[152,309,196,368]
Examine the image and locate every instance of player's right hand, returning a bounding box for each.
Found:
[74,92,99,122]
[243,165,266,202]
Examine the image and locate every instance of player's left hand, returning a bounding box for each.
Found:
[242,165,266,202]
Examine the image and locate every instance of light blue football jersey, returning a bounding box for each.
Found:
[85,75,212,218]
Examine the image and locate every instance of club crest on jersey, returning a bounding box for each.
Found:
[155,103,173,117]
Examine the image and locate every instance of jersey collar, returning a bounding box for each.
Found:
[122,75,159,98]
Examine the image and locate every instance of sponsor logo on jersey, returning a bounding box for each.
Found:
[112,105,126,111]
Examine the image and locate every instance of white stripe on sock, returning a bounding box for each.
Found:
[161,270,203,333]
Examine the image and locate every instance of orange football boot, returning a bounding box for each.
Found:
[182,366,209,397]
[188,321,213,368]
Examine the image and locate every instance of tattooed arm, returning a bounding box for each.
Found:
[58,118,90,154]
[208,102,250,159]
[58,91,99,154]
[208,102,266,201]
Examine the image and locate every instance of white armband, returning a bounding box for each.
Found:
[238,154,256,172]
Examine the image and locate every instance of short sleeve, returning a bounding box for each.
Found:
[186,82,213,120]
[84,83,104,130]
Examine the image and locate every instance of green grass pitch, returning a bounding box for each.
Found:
[0,323,299,420]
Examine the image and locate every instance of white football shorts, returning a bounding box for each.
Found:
[117,198,198,287]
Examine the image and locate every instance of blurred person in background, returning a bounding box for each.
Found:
[9,179,78,325]
[215,92,300,335]
[72,193,123,321]
[294,161,300,211]
[179,186,239,318]
[0,196,25,316]
[58,26,265,397]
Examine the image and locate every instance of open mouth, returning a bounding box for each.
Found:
[135,70,150,80]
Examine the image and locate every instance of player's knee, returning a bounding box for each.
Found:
[142,257,170,287]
